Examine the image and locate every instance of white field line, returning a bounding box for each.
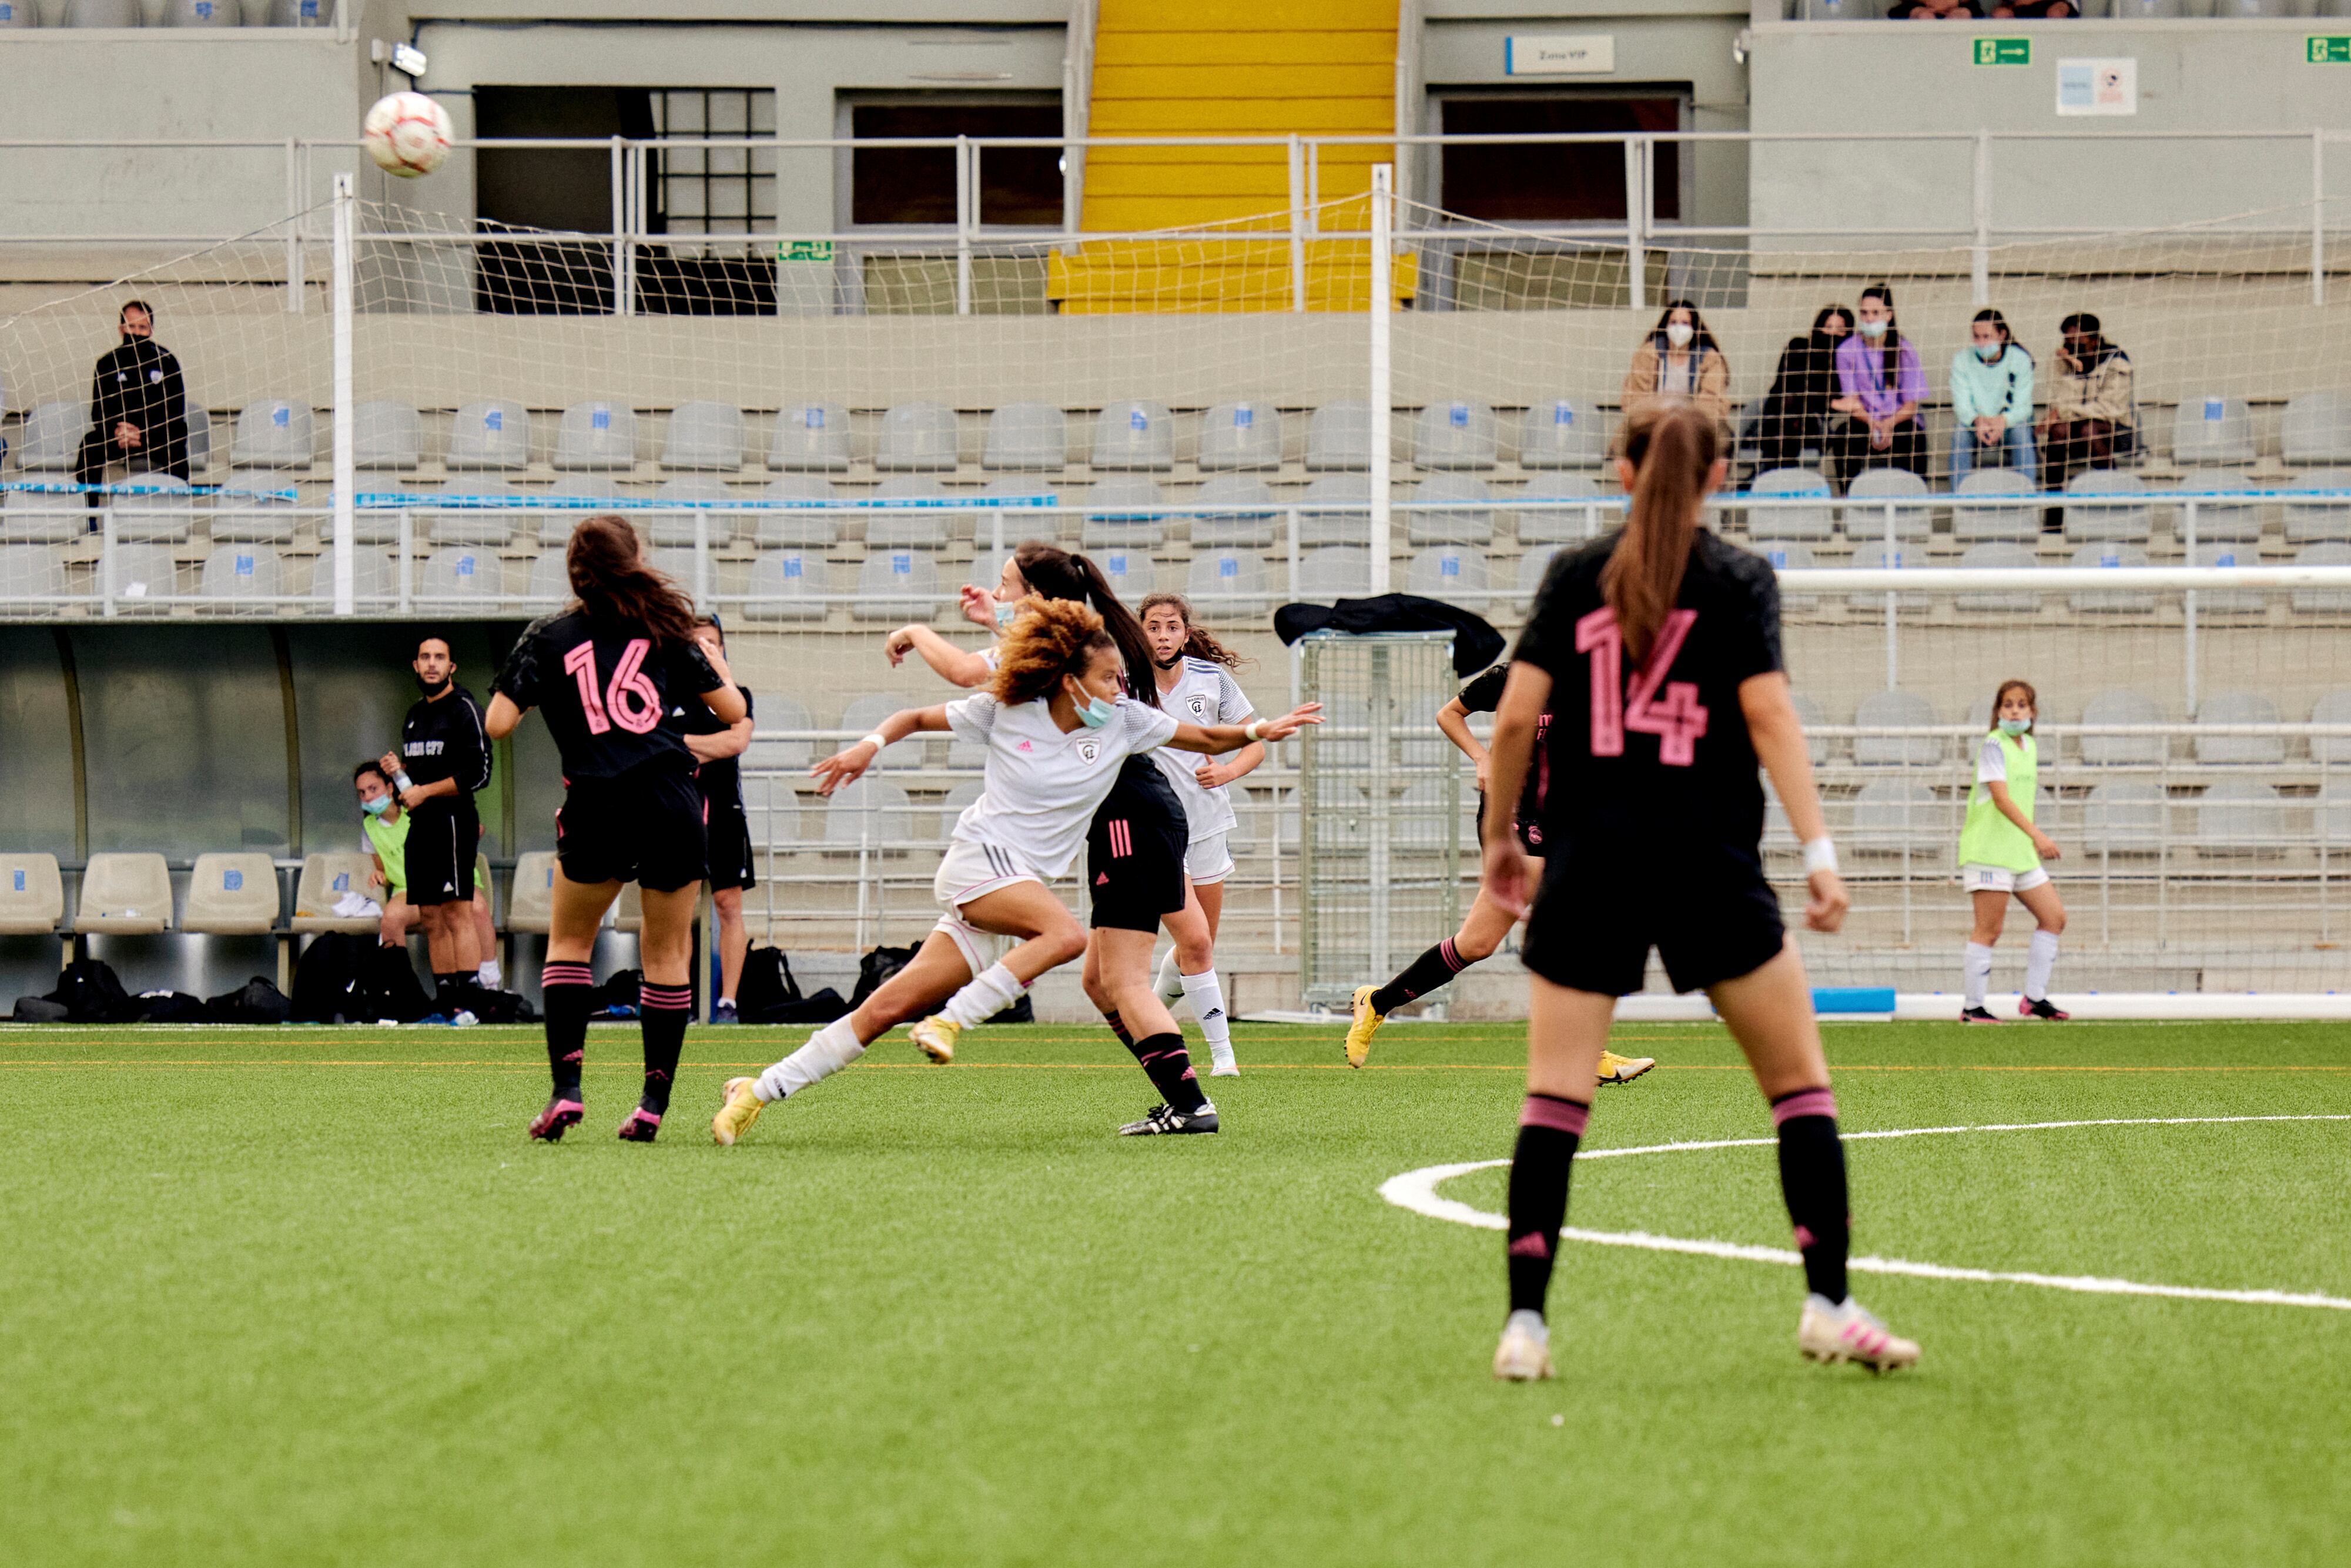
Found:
[1377,1116,2351,1312]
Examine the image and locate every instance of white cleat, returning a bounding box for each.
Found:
[1798,1294,1921,1375]
[1208,1044,1239,1077]
[1492,1309,1555,1382]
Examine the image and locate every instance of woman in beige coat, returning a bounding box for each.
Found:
[1620,300,1732,439]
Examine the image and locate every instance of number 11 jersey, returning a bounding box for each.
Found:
[494,611,724,779]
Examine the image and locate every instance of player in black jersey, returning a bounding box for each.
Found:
[485,516,745,1144]
[1479,400,1918,1381]
[1341,662,1650,1086]
[380,633,493,1022]
[679,615,756,1024]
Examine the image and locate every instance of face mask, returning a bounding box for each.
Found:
[1977,342,2004,362]
[1074,689,1118,729]
[1858,319,1887,339]
[362,795,391,817]
[1998,718,2031,738]
[994,601,1017,629]
[1153,649,1183,670]
[416,672,450,697]
[1663,322,1694,348]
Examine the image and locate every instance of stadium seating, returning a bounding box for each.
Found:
[211,473,296,543]
[2178,474,2264,544]
[2282,393,2351,465]
[199,544,283,611]
[2064,470,2154,543]
[649,475,739,547]
[446,401,530,470]
[876,402,957,472]
[1305,402,1371,471]
[306,545,396,609]
[983,403,1067,471]
[1189,474,1278,548]
[1746,468,1834,542]
[932,779,984,845]
[105,543,181,611]
[183,853,280,934]
[1513,545,1561,608]
[553,402,638,471]
[64,1,142,25]
[866,476,950,548]
[232,399,314,468]
[743,775,802,853]
[661,402,746,471]
[523,548,569,609]
[2292,543,2351,612]
[976,475,1057,551]
[0,3,32,26]
[648,547,708,607]
[2,490,87,544]
[1093,545,1154,602]
[1413,399,1498,471]
[1518,399,1605,468]
[290,854,378,934]
[1840,467,1934,541]
[75,852,172,934]
[1849,780,1942,853]
[2319,784,2351,849]
[1790,692,1833,766]
[18,401,85,470]
[1954,542,2038,613]
[1197,401,1282,472]
[2193,690,2285,765]
[2171,395,2255,465]
[0,853,63,934]
[427,476,521,546]
[535,474,621,541]
[1404,473,1492,546]
[1089,400,1175,471]
[1299,474,1371,547]
[770,401,852,471]
[417,547,501,607]
[1846,540,1927,611]
[1853,689,1943,766]
[110,474,197,542]
[1515,474,1606,545]
[183,405,214,471]
[2283,471,2351,543]
[2188,543,2265,614]
[823,779,912,850]
[1406,546,1487,601]
[2079,781,2165,854]
[1749,540,1815,607]
[505,852,557,935]
[739,550,828,621]
[350,401,422,470]
[2197,779,2286,853]
[2078,688,2166,766]
[852,550,940,621]
[1950,468,2039,542]
[1186,548,1271,617]
[1297,546,1371,603]
[1081,476,1167,549]
[755,474,841,548]
[2068,543,2156,614]
[2312,689,2351,765]
[746,699,813,769]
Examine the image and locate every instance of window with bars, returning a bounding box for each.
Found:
[649,90,778,257]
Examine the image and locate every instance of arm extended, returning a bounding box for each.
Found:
[1166,703,1321,758]
[887,624,993,688]
[809,705,955,794]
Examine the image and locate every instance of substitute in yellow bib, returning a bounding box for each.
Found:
[1957,679,2069,1022]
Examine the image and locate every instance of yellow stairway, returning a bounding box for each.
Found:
[1047,0,1414,313]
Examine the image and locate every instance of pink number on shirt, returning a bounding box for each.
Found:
[606,638,662,734]
[1575,607,1708,766]
[1574,607,1623,755]
[563,640,612,735]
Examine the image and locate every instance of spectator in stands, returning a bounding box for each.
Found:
[1829,283,1928,481]
[1620,300,1730,439]
[1948,307,2037,485]
[2038,311,2136,488]
[75,300,190,517]
[1754,303,1851,474]
[1988,1,2073,16]
[1890,0,1981,16]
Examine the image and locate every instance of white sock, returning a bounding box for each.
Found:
[477,960,501,989]
[941,961,1026,1030]
[1154,947,1185,1004]
[755,1016,865,1103]
[2025,930,2059,1002]
[1963,942,1994,1009]
[1181,967,1231,1054]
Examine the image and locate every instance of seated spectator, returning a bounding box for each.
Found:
[1620,300,1730,439]
[1755,303,1851,474]
[75,300,189,517]
[1890,0,1981,16]
[2038,311,2135,487]
[1948,308,2037,486]
[1828,283,1928,483]
[1989,1,2073,15]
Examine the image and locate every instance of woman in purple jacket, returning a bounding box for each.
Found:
[1828,282,1928,484]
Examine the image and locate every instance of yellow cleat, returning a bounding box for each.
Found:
[711,1076,764,1146]
[1344,985,1385,1068]
[909,1014,960,1064]
[1597,1048,1656,1086]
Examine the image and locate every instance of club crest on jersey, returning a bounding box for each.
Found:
[1077,739,1101,765]
[1186,694,1207,718]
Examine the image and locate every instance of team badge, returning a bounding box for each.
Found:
[1187,695,1207,718]
[1077,740,1101,765]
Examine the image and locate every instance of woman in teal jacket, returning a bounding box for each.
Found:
[1948,308,2036,485]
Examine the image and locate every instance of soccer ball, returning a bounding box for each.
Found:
[363,92,453,179]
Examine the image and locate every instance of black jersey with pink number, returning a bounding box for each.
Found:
[494,611,725,780]
[1511,530,1783,856]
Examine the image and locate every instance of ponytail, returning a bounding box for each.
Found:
[1010,538,1158,705]
[567,514,697,644]
[1137,591,1248,669]
[1605,400,1715,667]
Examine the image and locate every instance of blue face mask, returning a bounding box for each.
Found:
[995,601,1017,629]
[1074,689,1118,729]
[1998,718,2030,737]
[361,794,392,816]
[1977,342,2004,362]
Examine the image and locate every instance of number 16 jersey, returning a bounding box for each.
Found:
[494,611,724,779]
[1512,530,1783,861]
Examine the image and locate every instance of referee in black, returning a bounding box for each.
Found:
[380,633,493,1021]
[75,300,190,516]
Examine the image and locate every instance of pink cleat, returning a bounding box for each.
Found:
[616,1107,662,1143]
[528,1096,585,1141]
[1799,1295,1920,1374]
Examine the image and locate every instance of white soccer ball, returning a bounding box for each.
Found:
[363,92,453,179]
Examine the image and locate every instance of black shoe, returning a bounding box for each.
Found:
[1960,1007,2001,1024]
[2019,997,2071,1021]
[1117,1101,1220,1136]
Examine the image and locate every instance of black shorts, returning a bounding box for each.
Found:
[1087,759,1188,933]
[403,803,477,907]
[557,760,708,894]
[1520,843,1786,997]
[704,802,756,893]
[1475,790,1543,856]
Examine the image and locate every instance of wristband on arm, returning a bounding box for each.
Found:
[860,732,889,753]
[1801,836,1840,877]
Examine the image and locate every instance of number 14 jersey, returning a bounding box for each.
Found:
[1512,530,1783,856]
[494,611,724,778]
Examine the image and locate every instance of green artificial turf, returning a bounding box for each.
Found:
[3,1019,2347,1567]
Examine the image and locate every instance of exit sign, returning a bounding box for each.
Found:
[2309,36,2351,63]
[1974,38,2031,66]
[777,239,835,262]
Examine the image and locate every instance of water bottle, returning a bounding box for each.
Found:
[394,768,414,792]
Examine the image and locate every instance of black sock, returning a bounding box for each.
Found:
[1101,1009,1134,1048]
[540,961,595,1103]
[1506,1094,1590,1319]
[1369,937,1473,1016]
[436,973,467,1010]
[1772,1088,1850,1303]
[637,981,692,1115]
[1127,1031,1208,1115]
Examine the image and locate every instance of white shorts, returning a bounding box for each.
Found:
[1184,831,1233,886]
[1962,862,2049,894]
[931,839,1041,974]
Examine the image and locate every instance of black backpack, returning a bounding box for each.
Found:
[357,946,434,1023]
[11,996,69,1023]
[291,933,370,1023]
[206,976,293,1027]
[597,969,643,1018]
[49,958,133,1023]
[851,944,919,1007]
[736,945,801,1022]
[132,990,210,1024]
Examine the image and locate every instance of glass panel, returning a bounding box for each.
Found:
[0,628,76,855]
[72,626,289,855]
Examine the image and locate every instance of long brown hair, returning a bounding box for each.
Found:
[1010,540,1158,705]
[1990,678,2038,736]
[1605,399,1716,666]
[567,514,696,644]
[992,597,1114,706]
[1137,591,1247,669]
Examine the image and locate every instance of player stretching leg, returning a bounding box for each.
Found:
[1482,400,1918,1381]
[1138,593,1262,1077]
[483,516,746,1143]
[712,600,1318,1145]
[1343,662,1652,1087]
[1959,679,2069,1023]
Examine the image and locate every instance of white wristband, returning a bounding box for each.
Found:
[860,733,889,753]
[1801,836,1840,876]
[1244,720,1263,742]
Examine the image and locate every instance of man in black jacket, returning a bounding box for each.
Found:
[75,301,191,511]
[380,633,494,1023]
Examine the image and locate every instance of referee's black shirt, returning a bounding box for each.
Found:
[1512,530,1783,859]
[398,681,492,816]
[494,612,724,780]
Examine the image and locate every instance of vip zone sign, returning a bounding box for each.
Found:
[1504,35,1616,76]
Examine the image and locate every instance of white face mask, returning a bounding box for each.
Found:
[1858,318,1888,339]
[1663,322,1694,349]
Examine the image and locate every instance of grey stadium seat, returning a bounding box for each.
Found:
[267,0,328,21]
[307,545,397,611]
[1845,540,1927,611]
[977,476,1060,551]
[1749,540,1817,609]
[446,401,531,470]
[535,474,621,543]
[1297,546,1371,604]
[1841,467,1933,541]
[1413,398,1498,471]
[0,2,33,25]
[865,476,951,549]
[853,549,942,621]
[649,475,742,547]
[0,545,71,612]
[983,403,1067,471]
[1745,468,1834,542]
[554,401,638,471]
[1198,401,1282,472]
[649,547,711,608]
[769,401,852,471]
[1188,475,1278,548]
[109,474,198,542]
[2078,688,2166,767]
[740,550,829,622]
[933,779,985,845]
[76,853,173,935]
[748,694,815,770]
[1080,476,1167,550]
[65,0,143,24]
[1404,473,1493,546]
[417,547,502,607]
[661,401,746,471]
[427,476,522,545]
[1515,545,1562,608]
[2284,470,2351,544]
[1950,468,2039,543]
[876,402,957,472]
[2177,473,2265,545]
[1406,545,1488,602]
[2286,543,2351,614]
[2064,470,2153,543]
[200,545,283,612]
[824,779,913,852]
[2,490,88,544]
[1518,399,1606,468]
[2189,542,2266,615]
[1186,548,1272,618]
[1954,542,2039,614]
[232,399,315,468]
[756,474,842,549]
[2310,688,2351,766]
[1853,689,1943,766]
[1300,474,1371,547]
[20,401,88,470]
[2194,690,2285,766]
[2068,542,2156,614]
[105,544,181,612]
[1089,400,1175,472]
[1092,544,1154,603]
[1791,692,1834,768]
[1306,401,1372,471]
[182,404,214,473]
[2282,393,2351,466]
[2197,780,2286,854]
[2171,395,2255,466]
[837,695,905,749]
[522,548,571,610]
[292,853,381,934]
[2079,782,2166,855]
[1516,474,1606,546]
[1850,780,1943,853]
[350,401,424,470]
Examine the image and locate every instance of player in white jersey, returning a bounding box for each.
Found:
[1136,594,1262,1075]
[712,598,1320,1144]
